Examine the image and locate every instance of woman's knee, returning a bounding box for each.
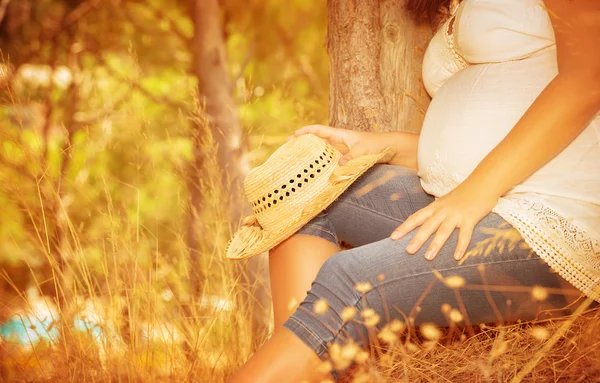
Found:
[307,252,363,307]
[303,249,406,345]
[324,165,433,247]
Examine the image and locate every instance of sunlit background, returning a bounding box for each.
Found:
[1,1,599,382]
[0,0,326,380]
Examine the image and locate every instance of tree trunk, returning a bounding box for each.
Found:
[190,0,269,351]
[189,0,248,294]
[328,0,433,133]
[192,0,248,223]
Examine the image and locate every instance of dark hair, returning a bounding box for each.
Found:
[404,0,453,23]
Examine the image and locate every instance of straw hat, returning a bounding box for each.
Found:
[226,133,394,260]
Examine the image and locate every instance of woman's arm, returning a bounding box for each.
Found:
[371,131,420,169]
[391,0,600,260]
[294,126,420,169]
[463,0,600,197]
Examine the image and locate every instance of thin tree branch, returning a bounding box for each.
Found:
[137,1,191,45]
[76,87,134,125]
[115,2,189,47]
[63,0,102,28]
[91,49,188,111]
[0,0,11,26]
[230,43,254,94]
[274,22,327,99]
[18,0,103,65]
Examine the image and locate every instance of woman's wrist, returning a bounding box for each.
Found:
[376,131,420,169]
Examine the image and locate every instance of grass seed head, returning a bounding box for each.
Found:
[314,299,329,314]
[449,309,463,323]
[360,309,380,327]
[530,326,550,340]
[406,342,420,353]
[420,323,442,340]
[389,319,405,333]
[341,342,360,360]
[445,275,466,288]
[341,306,357,322]
[377,326,398,344]
[531,285,548,301]
[317,361,333,374]
[360,308,376,318]
[354,350,370,364]
[329,343,350,370]
[351,372,371,383]
[423,340,437,351]
[287,297,299,311]
[390,192,402,201]
[355,282,373,293]
[329,342,361,370]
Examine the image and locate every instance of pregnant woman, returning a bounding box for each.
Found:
[230,0,600,381]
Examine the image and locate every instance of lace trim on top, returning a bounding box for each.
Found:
[422,11,471,96]
[444,14,469,72]
[493,197,600,302]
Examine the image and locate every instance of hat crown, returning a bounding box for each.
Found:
[243,134,340,232]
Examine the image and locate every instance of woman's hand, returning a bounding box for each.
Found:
[293,125,384,165]
[293,125,420,169]
[390,182,499,261]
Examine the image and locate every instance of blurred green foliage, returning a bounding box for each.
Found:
[0,0,327,298]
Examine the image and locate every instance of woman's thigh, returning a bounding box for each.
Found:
[284,213,577,357]
[297,164,435,247]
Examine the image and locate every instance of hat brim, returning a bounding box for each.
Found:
[225,148,395,260]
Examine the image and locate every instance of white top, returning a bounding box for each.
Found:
[418,0,600,300]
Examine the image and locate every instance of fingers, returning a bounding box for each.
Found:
[293,125,355,156]
[424,221,456,261]
[339,144,368,165]
[294,125,326,136]
[294,125,338,142]
[454,222,474,260]
[391,208,433,241]
[404,212,445,255]
[391,205,472,261]
[339,154,352,165]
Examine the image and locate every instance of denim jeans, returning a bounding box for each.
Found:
[281,165,576,363]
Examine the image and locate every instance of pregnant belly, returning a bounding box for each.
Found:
[417,49,557,197]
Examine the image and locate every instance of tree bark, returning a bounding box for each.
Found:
[190,0,269,351]
[191,0,248,224]
[328,0,433,133]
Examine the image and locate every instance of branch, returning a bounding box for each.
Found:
[75,87,134,125]
[119,3,190,46]
[19,0,103,64]
[230,43,254,94]
[0,0,11,26]
[63,0,102,29]
[91,49,188,111]
[274,22,327,99]
[141,1,191,45]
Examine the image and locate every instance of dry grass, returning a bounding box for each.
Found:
[2,187,598,383]
[0,82,265,382]
[1,84,599,383]
[333,306,600,383]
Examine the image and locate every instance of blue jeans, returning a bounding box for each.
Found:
[282,165,575,362]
